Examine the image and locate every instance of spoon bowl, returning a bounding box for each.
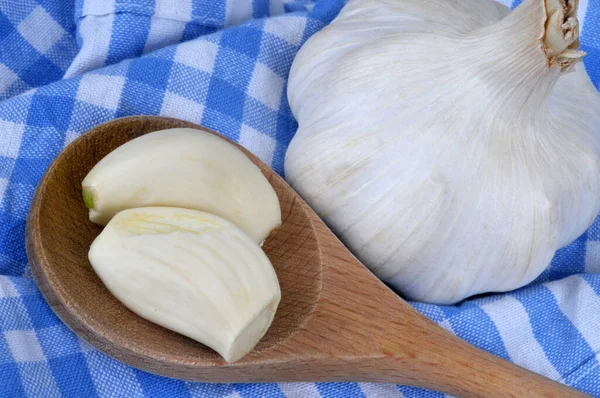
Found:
[26,116,588,397]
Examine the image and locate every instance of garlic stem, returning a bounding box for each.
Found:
[543,0,584,69]
[456,0,584,118]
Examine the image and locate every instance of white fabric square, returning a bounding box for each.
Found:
[0,277,19,298]
[547,276,600,366]
[264,16,307,46]
[278,383,321,398]
[81,0,115,15]
[0,120,25,158]
[175,40,219,74]
[17,6,65,53]
[248,62,284,111]
[76,74,125,110]
[585,240,600,273]
[18,361,62,398]
[143,19,187,54]
[63,130,81,147]
[160,92,204,123]
[481,296,561,381]
[0,178,7,207]
[155,0,192,21]
[359,383,403,397]
[5,330,46,362]
[0,64,19,95]
[579,0,589,30]
[64,15,115,78]
[225,0,252,27]
[239,124,276,166]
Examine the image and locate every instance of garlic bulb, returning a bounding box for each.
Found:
[82,128,281,244]
[88,207,281,363]
[285,0,600,304]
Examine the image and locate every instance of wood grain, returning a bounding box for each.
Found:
[26,116,589,397]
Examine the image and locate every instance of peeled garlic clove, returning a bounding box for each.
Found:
[88,206,281,363]
[82,128,281,244]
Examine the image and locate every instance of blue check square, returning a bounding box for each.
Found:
[206,77,246,123]
[127,57,172,90]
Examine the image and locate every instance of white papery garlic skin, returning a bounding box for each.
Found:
[88,207,281,363]
[285,0,600,304]
[82,128,281,244]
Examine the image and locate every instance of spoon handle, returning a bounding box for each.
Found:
[403,327,589,397]
[366,305,591,397]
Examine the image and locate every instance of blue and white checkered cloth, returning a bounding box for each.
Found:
[1,0,600,396]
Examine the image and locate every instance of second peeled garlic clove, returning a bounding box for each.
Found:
[88,206,281,363]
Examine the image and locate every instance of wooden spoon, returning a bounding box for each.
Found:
[26,116,588,398]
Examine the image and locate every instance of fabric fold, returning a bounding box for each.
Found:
[0,0,599,396]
